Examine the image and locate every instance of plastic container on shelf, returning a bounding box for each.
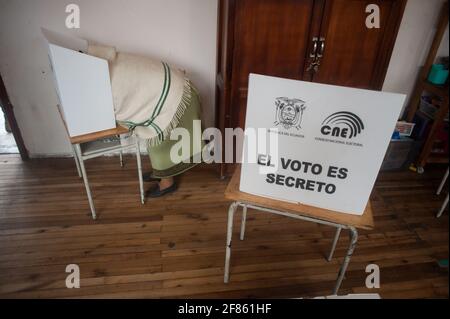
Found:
[419,96,439,119]
[427,64,449,85]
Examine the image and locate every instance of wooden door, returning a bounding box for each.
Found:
[216,0,406,177]
[307,0,406,89]
[230,0,319,130]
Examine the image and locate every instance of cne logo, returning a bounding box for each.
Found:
[320,111,365,139]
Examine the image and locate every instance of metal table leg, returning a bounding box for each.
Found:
[327,226,342,261]
[74,144,97,220]
[436,168,448,218]
[437,194,449,218]
[333,226,358,295]
[223,202,358,293]
[240,204,248,241]
[437,168,449,195]
[224,202,238,283]
[135,138,145,204]
[72,145,82,178]
[119,151,124,167]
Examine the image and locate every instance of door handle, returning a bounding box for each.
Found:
[307,37,325,74]
[306,58,320,73]
[309,37,319,58]
[317,37,325,58]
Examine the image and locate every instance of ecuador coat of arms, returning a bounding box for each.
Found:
[274,97,306,130]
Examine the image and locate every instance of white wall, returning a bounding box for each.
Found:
[0,0,448,156]
[0,0,218,156]
[383,0,449,116]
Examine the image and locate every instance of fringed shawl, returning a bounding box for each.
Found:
[87,43,192,146]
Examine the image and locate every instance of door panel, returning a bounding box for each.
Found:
[311,0,402,89]
[231,0,317,129]
[233,0,315,86]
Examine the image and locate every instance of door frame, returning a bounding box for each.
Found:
[0,74,29,160]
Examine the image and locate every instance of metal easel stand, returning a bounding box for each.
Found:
[73,136,145,220]
[224,201,358,295]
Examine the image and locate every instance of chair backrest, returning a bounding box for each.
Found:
[42,28,116,138]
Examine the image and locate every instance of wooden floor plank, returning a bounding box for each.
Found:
[0,155,447,298]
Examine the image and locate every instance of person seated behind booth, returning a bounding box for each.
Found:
[87,44,203,197]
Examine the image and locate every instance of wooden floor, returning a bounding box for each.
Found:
[0,154,448,299]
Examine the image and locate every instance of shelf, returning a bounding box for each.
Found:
[406,1,448,170]
[422,80,449,98]
[426,153,449,164]
[418,102,449,122]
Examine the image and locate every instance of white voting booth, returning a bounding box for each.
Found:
[42,28,116,137]
[240,74,406,215]
[42,29,145,221]
[224,75,404,293]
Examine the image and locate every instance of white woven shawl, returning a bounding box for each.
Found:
[88,43,192,145]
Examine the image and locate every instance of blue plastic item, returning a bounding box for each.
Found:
[391,131,401,140]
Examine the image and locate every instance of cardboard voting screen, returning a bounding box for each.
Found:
[239,74,406,215]
[42,28,116,137]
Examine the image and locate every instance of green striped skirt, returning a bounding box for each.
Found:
[147,86,204,178]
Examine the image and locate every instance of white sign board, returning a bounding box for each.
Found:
[240,74,405,215]
[42,28,116,137]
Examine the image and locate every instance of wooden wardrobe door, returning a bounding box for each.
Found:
[310,0,406,90]
[230,0,318,130]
